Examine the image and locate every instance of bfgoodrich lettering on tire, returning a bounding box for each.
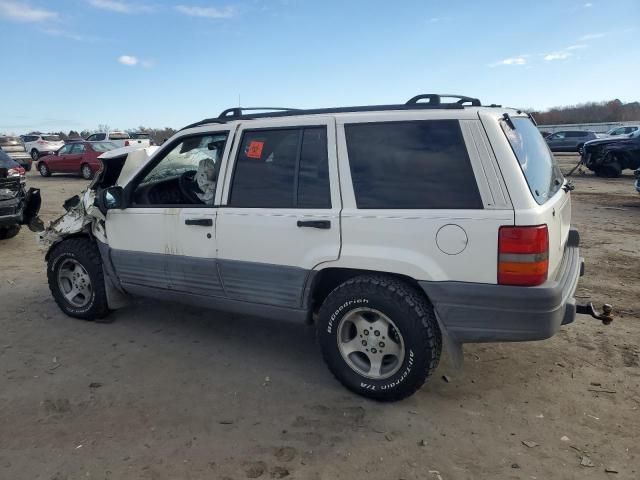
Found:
[47,238,111,321]
[317,275,442,401]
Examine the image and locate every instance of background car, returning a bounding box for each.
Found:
[22,134,65,161]
[0,135,32,171]
[545,130,597,154]
[37,141,118,179]
[0,150,26,240]
[583,129,640,177]
[85,131,143,148]
[600,125,639,138]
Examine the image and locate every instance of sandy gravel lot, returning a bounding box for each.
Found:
[0,156,638,480]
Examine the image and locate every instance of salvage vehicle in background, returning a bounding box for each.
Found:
[37,94,613,401]
[85,131,151,148]
[545,130,597,154]
[0,150,40,240]
[0,135,32,171]
[37,141,118,179]
[129,132,154,146]
[599,125,639,138]
[23,134,65,161]
[583,129,640,177]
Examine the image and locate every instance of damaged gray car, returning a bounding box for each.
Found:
[0,150,41,240]
[582,129,640,177]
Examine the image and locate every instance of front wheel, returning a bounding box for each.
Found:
[0,225,21,240]
[47,238,111,321]
[317,275,441,401]
[38,162,51,177]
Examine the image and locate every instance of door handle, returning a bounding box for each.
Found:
[297,220,331,229]
[185,218,213,226]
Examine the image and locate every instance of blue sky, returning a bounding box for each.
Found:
[0,0,638,133]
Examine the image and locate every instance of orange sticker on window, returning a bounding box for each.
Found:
[246,140,264,159]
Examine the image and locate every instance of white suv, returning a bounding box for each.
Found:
[22,134,65,161]
[40,94,590,401]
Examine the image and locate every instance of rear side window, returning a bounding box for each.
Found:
[345,120,482,209]
[230,127,331,208]
[501,117,564,205]
[42,135,61,141]
[109,132,129,140]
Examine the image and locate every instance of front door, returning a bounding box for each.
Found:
[216,117,341,308]
[106,129,230,298]
[48,144,72,173]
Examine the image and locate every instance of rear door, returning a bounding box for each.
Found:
[216,117,341,308]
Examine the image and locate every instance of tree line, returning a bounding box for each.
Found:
[531,99,640,125]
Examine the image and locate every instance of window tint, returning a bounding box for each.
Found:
[501,117,564,205]
[58,145,72,155]
[298,128,331,208]
[71,143,86,154]
[230,129,300,208]
[92,133,106,141]
[566,131,583,137]
[345,120,482,209]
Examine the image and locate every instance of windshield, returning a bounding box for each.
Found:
[501,116,564,205]
[92,142,118,152]
[42,135,62,142]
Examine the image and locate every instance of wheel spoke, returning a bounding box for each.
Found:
[384,338,402,358]
[341,337,364,356]
[64,286,80,303]
[58,270,74,283]
[368,356,383,378]
[350,313,371,332]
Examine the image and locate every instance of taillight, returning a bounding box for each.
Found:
[498,225,549,286]
[37,140,46,144]
[124,140,130,146]
[8,167,25,177]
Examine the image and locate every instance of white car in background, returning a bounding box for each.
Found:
[85,131,151,148]
[596,125,640,139]
[22,134,65,161]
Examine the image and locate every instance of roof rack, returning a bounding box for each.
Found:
[180,94,484,130]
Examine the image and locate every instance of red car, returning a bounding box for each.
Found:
[37,141,118,179]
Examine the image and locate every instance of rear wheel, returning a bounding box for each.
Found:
[38,162,51,177]
[31,149,39,161]
[47,238,111,321]
[593,154,621,178]
[0,225,21,240]
[80,163,93,180]
[317,275,441,401]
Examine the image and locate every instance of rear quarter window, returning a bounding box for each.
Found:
[501,117,564,205]
[344,120,482,209]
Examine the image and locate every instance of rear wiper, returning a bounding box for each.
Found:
[502,113,515,130]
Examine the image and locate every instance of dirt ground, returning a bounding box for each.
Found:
[1,156,638,480]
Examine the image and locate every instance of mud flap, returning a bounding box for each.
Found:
[21,188,44,232]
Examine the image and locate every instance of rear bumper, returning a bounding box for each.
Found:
[420,230,583,343]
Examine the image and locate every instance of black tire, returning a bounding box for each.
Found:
[80,163,93,180]
[0,225,21,240]
[31,149,39,161]
[317,275,442,401]
[47,238,111,321]
[577,143,584,156]
[593,164,621,178]
[38,162,51,177]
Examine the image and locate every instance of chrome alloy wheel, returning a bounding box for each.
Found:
[336,307,405,379]
[57,258,93,308]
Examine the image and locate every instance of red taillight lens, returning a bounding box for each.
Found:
[498,225,549,286]
[8,167,25,177]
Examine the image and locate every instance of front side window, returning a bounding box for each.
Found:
[71,143,86,154]
[501,117,564,205]
[345,120,482,209]
[134,132,228,206]
[229,127,331,209]
[58,145,72,155]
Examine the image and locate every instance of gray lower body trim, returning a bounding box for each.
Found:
[420,242,583,344]
[124,283,308,323]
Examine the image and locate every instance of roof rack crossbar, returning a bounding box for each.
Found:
[406,94,481,107]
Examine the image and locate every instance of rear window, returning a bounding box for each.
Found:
[345,120,482,209]
[501,117,564,205]
[42,135,61,142]
[131,133,150,139]
[109,132,130,140]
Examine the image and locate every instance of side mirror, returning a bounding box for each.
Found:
[96,186,124,214]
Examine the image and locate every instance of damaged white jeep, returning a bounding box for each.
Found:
[41,95,611,401]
